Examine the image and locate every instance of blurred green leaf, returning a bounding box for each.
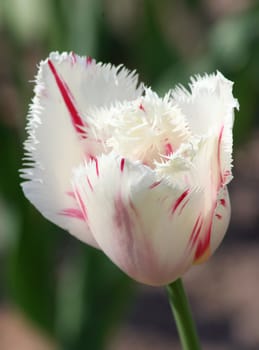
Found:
[209,9,259,71]
[1,0,51,43]
[7,206,60,334]
[67,0,101,56]
[57,245,134,350]
[133,0,179,85]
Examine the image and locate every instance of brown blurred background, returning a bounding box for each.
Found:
[0,0,259,349]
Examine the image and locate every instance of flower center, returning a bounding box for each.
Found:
[106,92,191,168]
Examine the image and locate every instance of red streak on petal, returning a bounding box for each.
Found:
[178,198,190,215]
[165,143,173,156]
[87,176,94,191]
[194,227,211,262]
[48,59,86,136]
[216,213,222,219]
[86,56,92,65]
[149,180,161,189]
[172,189,189,214]
[139,103,145,112]
[120,158,125,172]
[220,198,226,207]
[90,155,99,176]
[189,214,203,246]
[194,206,216,263]
[60,208,85,221]
[217,126,224,187]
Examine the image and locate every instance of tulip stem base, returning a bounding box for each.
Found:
[166,278,201,350]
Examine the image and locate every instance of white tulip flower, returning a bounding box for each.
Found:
[21,52,238,286]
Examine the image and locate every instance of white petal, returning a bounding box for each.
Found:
[189,187,231,266]
[45,52,143,112]
[156,134,231,265]
[172,72,238,186]
[171,71,238,135]
[210,187,231,256]
[91,88,191,167]
[156,134,220,191]
[21,53,143,246]
[72,154,212,286]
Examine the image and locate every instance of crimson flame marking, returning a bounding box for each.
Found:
[189,214,203,247]
[172,189,189,214]
[120,158,125,172]
[48,59,86,136]
[220,198,226,207]
[149,181,161,189]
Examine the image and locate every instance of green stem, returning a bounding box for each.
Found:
[166,278,201,350]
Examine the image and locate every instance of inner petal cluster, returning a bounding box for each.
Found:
[103,90,191,168]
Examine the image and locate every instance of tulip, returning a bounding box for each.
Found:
[21,52,238,286]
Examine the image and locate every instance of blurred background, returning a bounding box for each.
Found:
[0,0,259,349]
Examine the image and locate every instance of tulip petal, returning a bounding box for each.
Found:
[72,154,214,286]
[172,72,238,185]
[20,52,142,246]
[171,71,238,135]
[156,134,231,265]
[209,187,231,257]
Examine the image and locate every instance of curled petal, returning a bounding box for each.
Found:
[208,187,231,257]
[72,154,223,286]
[171,71,238,136]
[172,71,238,185]
[20,52,142,246]
[155,134,232,267]
[188,189,231,265]
[20,52,236,284]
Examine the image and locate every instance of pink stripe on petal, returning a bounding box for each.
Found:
[60,208,85,221]
[48,59,86,136]
[165,143,173,156]
[189,214,203,246]
[113,195,134,253]
[87,176,94,191]
[66,191,76,199]
[90,155,99,176]
[86,56,93,65]
[149,181,161,189]
[74,190,88,220]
